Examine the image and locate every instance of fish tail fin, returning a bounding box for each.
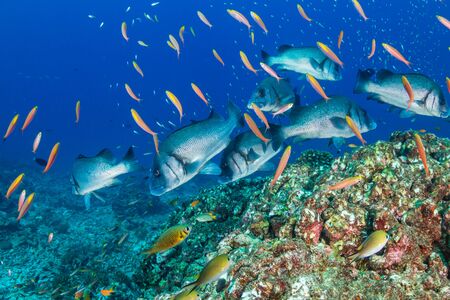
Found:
[349,253,359,262]
[141,247,157,256]
[261,50,272,65]
[181,281,198,294]
[122,147,140,172]
[354,69,374,94]
[269,124,287,151]
[227,101,243,126]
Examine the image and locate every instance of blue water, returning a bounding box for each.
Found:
[0,0,448,174]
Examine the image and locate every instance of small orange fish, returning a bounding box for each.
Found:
[43,142,60,173]
[152,134,160,155]
[348,143,358,148]
[352,0,368,21]
[75,100,80,123]
[169,34,181,58]
[251,103,270,130]
[414,133,430,176]
[21,106,38,132]
[6,173,24,199]
[437,15,450,30]
[244,113,270,143]
[100,289,114,297]
[142,224,191,255]
[212,49,225,66]
[250,31,255,45]
[17,192,35,221]
[74,290,83,299]
[297,4,312,22]
[328,175,363,191]
[345,116,366,145]
[197,11,212,28]
[337,30,344,49]
[165,90,183,121]
[121,22,129,41]
[227,9,251,30]
[179,25,185,45]
[18,190,26,211]
[191,83,209,106]
[272,103,294,117]
[306,74,329,100]
[33,132,42,153]
[368,39,376,59]
[240,51,257,74]
[418,129,426,133]
[132,61,144,77]
[382,43,411,68]
[131,109,156,135]
[3,114,19,141]
[48,232,54,243]
[190,200,200,207]
[250,11,268,34]
[125,83,141,102]
[317,42,344,68]
[270,145,291,187]
[260,62,282,81]
[401,76,414,110]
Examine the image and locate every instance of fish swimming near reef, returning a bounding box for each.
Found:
[261,45,343,81]
[142,224,191,255]
[150,102,241,196]
[282,96,377,148]
[71,147,140,209]
[349,230,389,261]
[354,69,448,118]
[247,77,297,113]
[219,126,285,183]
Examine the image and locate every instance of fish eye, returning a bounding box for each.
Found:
[258,89,265,97]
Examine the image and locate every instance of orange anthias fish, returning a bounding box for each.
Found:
[169,34,181,58]
[368,39,376,59]
[382,43,411,68]
[352,0,368,21]
[317,42,344,68]
[260,62,282,81]
[250,11,268,34]
[179,25,185,44]
[244,113,270,143]
[414,133,430,176]
[6,173,25,199]
[273,103,294,117]
[121,22,129,41]
[212,49,225,66]
[48,232,54,243]
[197,11,212,28]
[240,51,257,74]
[270,145,291,187]
[100,289,114,297]
[4,114,19,141]
[337,31,344,49]
[33,132,42,153]
[306,74,329,100]
[345,116,366,145]
[43,142,60,173]
[190,200,200,207]
[131,109,156,135]
[21,106,38,133]
[75,100,81,124]
[328,175,363,191]
[401,76,414,110]
[165,90,183,121]
[142,224,191,255]
[125,83,141,102]
[191,83,209,106]
[132,61,144,77]
[251,103,270,131]
[227,9,251,30]
[152,134,160,155]
[297,4,312,22]
[17,192,35,221]
[437,15,450,30]
[18,190,26,211]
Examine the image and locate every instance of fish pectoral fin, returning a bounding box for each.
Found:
[199,162,221,176]
[309,59,320,70]
[84,194,91,210]
[329,117,348,130]
[399,110,416,118]
[258,162,275,172]
[92,192,106,203]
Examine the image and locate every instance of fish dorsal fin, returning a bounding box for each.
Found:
[277,44,294,53]
[376,69,394,82]
[329,117,347,130]
[96,148,115,161]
